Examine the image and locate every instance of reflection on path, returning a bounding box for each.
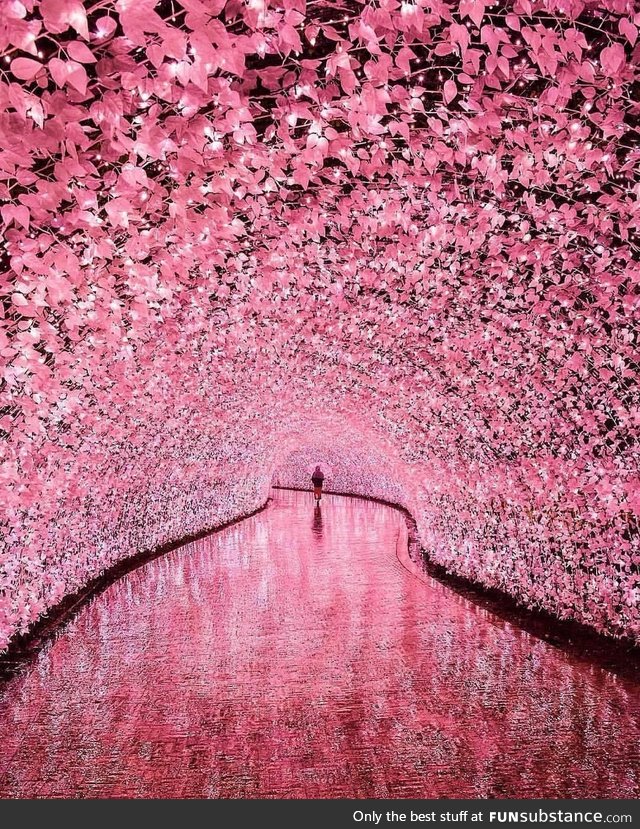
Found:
[312,503,323,543]
[0,488,638,797]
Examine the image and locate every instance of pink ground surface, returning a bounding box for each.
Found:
[0,489,638,798]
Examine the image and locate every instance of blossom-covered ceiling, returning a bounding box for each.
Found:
[1,0,639,648]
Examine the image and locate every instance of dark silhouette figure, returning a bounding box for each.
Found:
[311,465,325,502]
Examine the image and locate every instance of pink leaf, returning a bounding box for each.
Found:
[67,40,96,63]
[48,57,68,87]
[105,196,133,227]
[10,57,43,80]
[579,61,595,83]
[40,0,89,38]
[66,61,88,94]
[11,292,29,308]
[599,43,625,76]
[94,15,117,39]
[443,79,457,104]
[1,205,30,230]
[279,24,302,55]
[396,45,416,72]
[449,22,470,54]
[460,0,486,29]
[47,57,88,93]
[619,18,637,46]
[505,13,521,31]
[434,42,453,56]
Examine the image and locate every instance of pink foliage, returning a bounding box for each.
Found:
[0,0,639,650]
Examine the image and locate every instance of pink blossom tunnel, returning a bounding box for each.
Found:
[1,0,639,649]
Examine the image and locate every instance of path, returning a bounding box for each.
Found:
[0,489,638,797]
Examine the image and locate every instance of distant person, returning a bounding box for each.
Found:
[311,465,325,503]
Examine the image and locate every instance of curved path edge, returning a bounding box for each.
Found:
[0,500,272,680]
[276,486,640,680]
[2,487,638,683]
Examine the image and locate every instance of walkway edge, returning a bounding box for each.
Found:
[2,488,638,683]
[0,499,271,680]
[274,486,640,678]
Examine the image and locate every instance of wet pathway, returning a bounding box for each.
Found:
[1,489,639,797]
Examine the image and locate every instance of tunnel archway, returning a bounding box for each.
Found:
[2,387,638,649]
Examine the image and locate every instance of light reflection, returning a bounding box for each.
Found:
[0,490,638,798]
[312,503,323,542]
